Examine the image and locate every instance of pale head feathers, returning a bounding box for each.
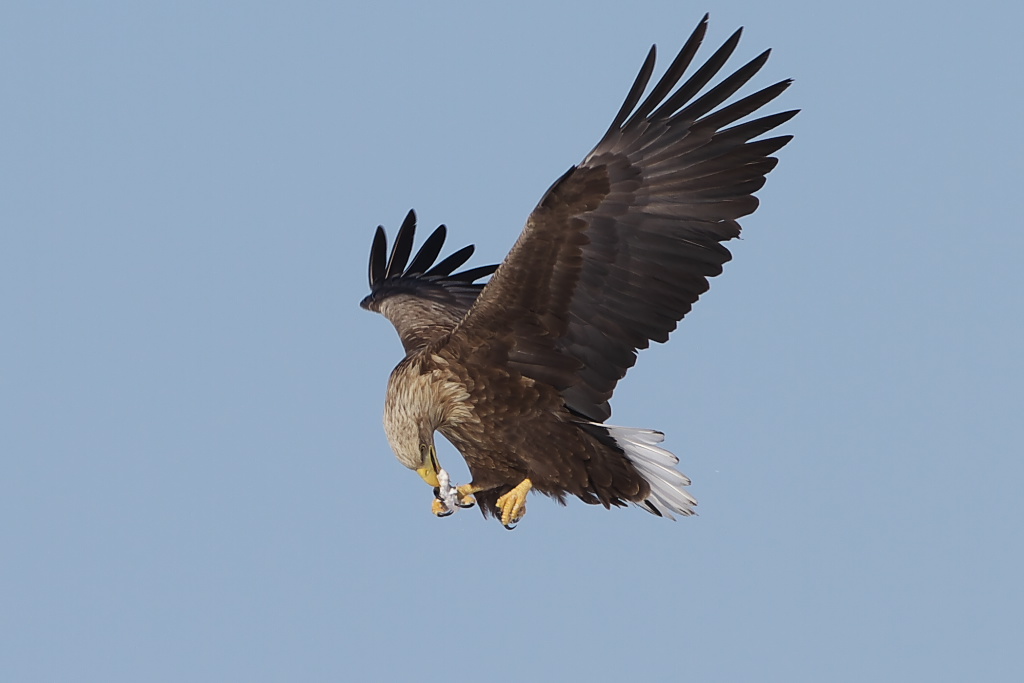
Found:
[383,357,474,470]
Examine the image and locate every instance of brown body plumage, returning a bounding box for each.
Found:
[361,15,796,526]
[388,344,651,519]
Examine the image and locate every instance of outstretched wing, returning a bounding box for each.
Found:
[452,15,797,421]
[361,210,498,353]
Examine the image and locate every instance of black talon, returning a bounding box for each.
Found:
[436,507,454,518]
[432,486,441,499]
[503,523,517,531]
[455,498,475,509]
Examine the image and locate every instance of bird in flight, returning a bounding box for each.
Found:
[361,15,796,529]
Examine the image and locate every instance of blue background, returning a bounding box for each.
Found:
[3,1,1022,680]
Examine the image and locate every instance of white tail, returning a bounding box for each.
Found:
[600,424,697,520]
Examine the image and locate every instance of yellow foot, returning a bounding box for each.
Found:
[432,482,479,517]
[495,478,533,529]
[432,498,453,517]
[455,484,480,509]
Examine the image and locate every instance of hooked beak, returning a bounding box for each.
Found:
[415,444,440,487]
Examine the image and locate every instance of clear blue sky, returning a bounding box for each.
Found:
[3,1,1023,681]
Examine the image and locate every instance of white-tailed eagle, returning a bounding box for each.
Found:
[361,15,796,528]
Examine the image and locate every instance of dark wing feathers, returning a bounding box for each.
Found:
[453,265,503,283]
[452,15,796,421]
[648,27,743,122]
[368,226,388,287]
[404,224,447,276]
[383,210,416,278]
[361,209,498,353]
[623,22,704,127]
[426,244,476,277]
[606,46,657,136]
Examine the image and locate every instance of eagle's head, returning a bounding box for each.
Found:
[383,365,442,487]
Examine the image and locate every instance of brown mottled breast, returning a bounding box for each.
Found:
[427,344,647,510]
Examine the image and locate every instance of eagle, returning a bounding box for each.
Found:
[360,15,796,529]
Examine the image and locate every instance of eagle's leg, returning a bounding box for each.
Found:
[495,478,533,529]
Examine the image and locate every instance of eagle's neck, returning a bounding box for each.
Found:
[387,352,475,432]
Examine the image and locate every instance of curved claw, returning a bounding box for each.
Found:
[431,498,453,518]
[495,478,532,528]
[503,523,517,531]
[454,484,479,510]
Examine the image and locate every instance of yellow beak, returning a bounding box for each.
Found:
[416,445,440,487]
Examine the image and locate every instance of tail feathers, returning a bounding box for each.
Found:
[600,424,697,520]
